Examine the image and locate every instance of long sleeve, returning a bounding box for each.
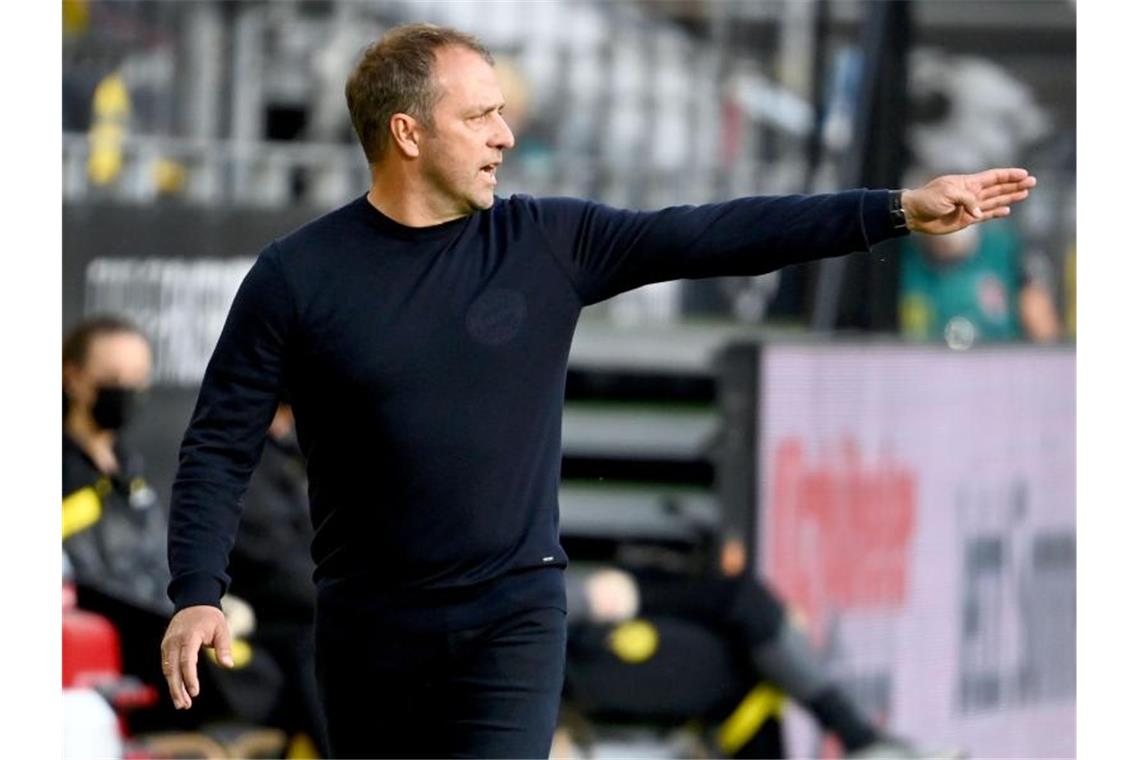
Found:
[167,243,295,612]
[526,189,903,305]
[227,441,316,621]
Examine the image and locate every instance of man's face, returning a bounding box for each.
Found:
[417,46,516,215]
[64,331,152,419]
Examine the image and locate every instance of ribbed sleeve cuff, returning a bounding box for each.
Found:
[168,572,226,613]
[859,188,909,250]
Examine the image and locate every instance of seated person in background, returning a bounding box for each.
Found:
[227,401,330,757]
[62,315,268,734]
[63,316,168,631]
[898,219,1060,347]
[563,562,958,758]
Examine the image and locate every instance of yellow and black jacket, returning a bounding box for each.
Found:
[63,433,171,616]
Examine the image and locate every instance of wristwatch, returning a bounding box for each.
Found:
[888,189,909,232]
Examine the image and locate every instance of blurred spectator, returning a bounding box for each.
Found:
[63,315,196,732]
[63,315,166,616]
[898,220,1061,348]
[62,315,275,734]
[562,565,950,758]
[227,402,330,757]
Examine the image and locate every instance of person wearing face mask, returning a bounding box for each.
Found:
[63,315,167,617]
[63,315,269,735]
[63,315,187,732]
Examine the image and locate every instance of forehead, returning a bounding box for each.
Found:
[432,46,502,110]
[82,331,152,383]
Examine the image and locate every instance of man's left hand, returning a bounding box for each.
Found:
[902,168,1037,235]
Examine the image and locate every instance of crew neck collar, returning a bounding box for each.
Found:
[353,193,480,241]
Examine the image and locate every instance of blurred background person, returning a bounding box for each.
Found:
[63,315,161,612]
[562,563,958,759]
[227,401,329,758]
[898,217,1061,347]
[62,314,201,733]
[62,315,281,738]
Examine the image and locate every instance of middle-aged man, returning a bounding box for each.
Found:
[161,23,1036,758]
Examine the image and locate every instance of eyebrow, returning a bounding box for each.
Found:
[468,102,506,116]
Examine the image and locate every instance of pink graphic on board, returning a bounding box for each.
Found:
[759,346,1075,758]
[768,436,917,644]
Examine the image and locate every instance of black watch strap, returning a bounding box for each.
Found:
[888,189,909,232]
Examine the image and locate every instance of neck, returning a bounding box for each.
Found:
[65,409,118,474]
[366,161,469,228]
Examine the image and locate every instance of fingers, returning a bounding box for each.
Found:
[211,623,236,669]
[161,639,192,709]
[978,176,1036,202]
[180,632,204,703]
[951,188,983,220]
[948,169,1034,226]
[981,188,1032,211]
[974,206,1012,222]
[970,167,1030,187]
[160,607,232,710]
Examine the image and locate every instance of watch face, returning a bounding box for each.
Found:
[890,191,908,229]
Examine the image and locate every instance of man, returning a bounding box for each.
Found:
[161,23,1035,758]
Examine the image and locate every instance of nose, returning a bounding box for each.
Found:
[491,111,515,151]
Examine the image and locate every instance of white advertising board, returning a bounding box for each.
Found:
[758,344,1075,758]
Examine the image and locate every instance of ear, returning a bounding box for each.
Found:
[389,113,421,159]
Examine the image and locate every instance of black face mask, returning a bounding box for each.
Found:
[91,385,144,431]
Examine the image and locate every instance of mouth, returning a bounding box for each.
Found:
[479,162,500,184]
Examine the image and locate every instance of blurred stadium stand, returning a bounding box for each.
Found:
[63,0,1075,330]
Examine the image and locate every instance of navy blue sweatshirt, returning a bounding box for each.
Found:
[168,189,905,622]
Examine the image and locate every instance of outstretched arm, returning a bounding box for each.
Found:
[529,167,1037,306]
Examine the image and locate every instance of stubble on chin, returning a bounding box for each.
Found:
[462,179,494,212]
[473,190,495,211]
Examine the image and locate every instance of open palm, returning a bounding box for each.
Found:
[904,168,1037,235]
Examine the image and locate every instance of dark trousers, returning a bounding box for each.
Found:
[315,603,567,758]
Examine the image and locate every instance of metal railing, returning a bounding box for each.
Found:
[63,132,370,208]
[63,131,812,210]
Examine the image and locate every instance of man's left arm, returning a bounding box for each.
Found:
[532,168,1034,306]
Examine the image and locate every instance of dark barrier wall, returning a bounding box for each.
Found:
[63,201,328,505]
[63,202,322,331]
